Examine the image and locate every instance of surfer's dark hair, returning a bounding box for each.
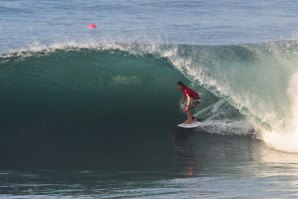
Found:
[177,81,186,87]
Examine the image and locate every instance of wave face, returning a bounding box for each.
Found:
[0,48,189,140]
[1,41,298,153]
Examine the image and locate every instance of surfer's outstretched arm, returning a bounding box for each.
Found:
[180,96,186,105]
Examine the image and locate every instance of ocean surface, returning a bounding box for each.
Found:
[2,0,298,198]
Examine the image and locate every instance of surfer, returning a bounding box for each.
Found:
[177,81,201,124]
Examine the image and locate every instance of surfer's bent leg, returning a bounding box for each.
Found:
[185,98,201,124]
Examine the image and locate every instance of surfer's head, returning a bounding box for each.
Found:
[177,81,186,91]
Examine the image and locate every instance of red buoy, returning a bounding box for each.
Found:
[88,23,96,29]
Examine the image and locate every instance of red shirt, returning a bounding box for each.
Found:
[183,87,200,99]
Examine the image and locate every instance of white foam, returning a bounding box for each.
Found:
[262,72,298,153]
[193,119,254,136]
[262,131,298,153]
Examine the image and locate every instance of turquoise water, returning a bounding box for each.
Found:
[2,0,298,198]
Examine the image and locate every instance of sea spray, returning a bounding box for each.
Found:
[263,72,298,153]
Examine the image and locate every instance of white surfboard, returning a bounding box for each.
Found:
[177,121,202,128]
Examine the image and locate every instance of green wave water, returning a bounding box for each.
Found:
[1,41,298,154]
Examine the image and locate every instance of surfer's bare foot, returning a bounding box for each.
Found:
[184,120,194,124]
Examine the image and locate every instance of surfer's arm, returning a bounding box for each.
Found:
[180,96,186,104]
